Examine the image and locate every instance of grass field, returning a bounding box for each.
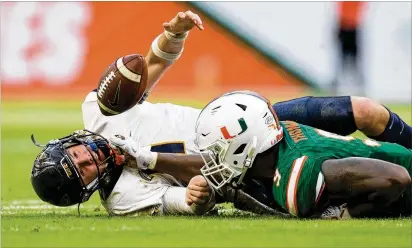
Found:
[1,99,411,248]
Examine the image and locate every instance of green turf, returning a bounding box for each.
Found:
[2,216,411,248]
[1,99,411,247]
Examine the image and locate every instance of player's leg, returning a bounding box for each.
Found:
[272,96,412,148]
[351,96,412,148]
[321,157,411,218]
[273,96,357,136]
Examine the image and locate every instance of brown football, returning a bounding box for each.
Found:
[97,54,148,116]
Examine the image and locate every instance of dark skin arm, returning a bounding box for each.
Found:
[247,147,411,217]
[126,153,204,185]
[321,157,411,218]
[154,153,204,184]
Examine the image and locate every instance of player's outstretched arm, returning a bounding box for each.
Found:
[155,153,204,184]
[110,134,204,184]
[145,10,204,94]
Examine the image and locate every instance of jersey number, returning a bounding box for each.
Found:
[273,169,282,187]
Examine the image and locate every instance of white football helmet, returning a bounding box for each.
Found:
[195,91,283,190]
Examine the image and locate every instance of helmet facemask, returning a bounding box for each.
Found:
[199,139,233,190]
[195,91,283,191]
[199,136,258,190]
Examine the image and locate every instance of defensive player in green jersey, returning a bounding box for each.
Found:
[266,121,411,218]
[195,90,411,218]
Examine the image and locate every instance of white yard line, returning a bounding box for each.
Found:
[1,199,100,215]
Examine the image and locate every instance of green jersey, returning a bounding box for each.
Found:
[272,121,412,217]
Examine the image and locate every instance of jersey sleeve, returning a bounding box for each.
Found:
[273,155,327,217]
[161,186,216,215]
[103,168,211,216]
[81,92,129,138]
[161,186,194,214]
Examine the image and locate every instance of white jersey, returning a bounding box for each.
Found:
[82,91,201,216]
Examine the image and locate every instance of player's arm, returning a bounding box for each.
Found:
[144,11,204,95]
[110,135,204,184]
[154,153,204,184]
[163,176,215,215]
[128,151,205,184]
[321,157,411,218]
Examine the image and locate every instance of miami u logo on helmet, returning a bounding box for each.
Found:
[220,117,248,139]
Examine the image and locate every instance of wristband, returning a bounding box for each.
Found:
[136,150,158,170]
[151,35,183,61]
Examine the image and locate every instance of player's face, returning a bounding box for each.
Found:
[66,144,107,185]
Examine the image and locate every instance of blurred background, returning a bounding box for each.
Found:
[1,1,411,215]
[2,1,411,102]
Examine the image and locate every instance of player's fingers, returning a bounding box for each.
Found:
[192,14,202,25]
[196,23,204,31]
[189,191,210,202]
[184,10,194,18]
[163,22,171,30]
[194,178,209,187]
[188,184,210,192]
[187,194,199,205]
[194,14,204,30]
[186,195,194,206]
[189,14,204,30]
[189,189,210,200]
[185,11,198,24]
[177,12,185,20]
[188,193,208,205]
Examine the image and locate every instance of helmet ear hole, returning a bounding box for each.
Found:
[233,143,247,155]
[235,103,247,111]
[233,161,238,165]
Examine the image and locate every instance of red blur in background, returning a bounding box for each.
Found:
[1,2,305,102]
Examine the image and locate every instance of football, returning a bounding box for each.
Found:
[97,54,148,116]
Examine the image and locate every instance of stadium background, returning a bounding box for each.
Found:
[1,2,411,247]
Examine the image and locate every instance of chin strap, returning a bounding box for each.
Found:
[31,134,46,147]
[233,136,258,188]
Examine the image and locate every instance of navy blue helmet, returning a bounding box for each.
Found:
[31,130,122,206]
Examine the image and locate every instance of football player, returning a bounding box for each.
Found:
[193,91,412,219]
[31,130,215,216]
[31,10,217,216]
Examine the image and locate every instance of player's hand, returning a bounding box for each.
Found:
[320,204,350,220]
[186,175,212,206]
[109,134,157,170]
[110,145,127,166]
[163,10,204,34]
